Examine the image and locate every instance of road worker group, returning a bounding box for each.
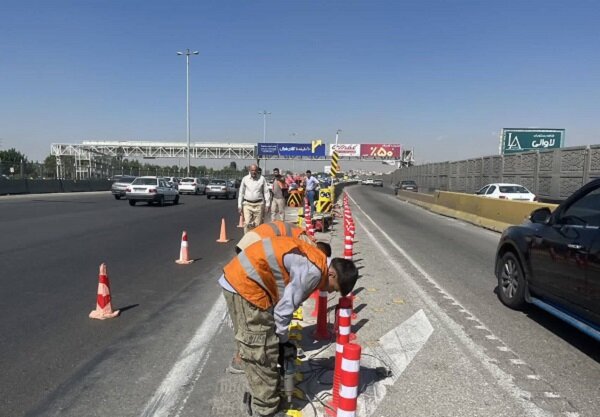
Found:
[223,166,355,417]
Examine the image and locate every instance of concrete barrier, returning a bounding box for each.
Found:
[396,190,558,232]
[27,179,62,194]
[0,179,28,195]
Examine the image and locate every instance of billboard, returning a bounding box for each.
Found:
[360,144,401,159]
[257,141,326,157]
[329,144,361,157]
[501,129,565,154]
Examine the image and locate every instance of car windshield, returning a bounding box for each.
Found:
[401,181,416,185]
[499,185,529,193]
[180,178,194,183]
[210,180,226,185]
[132,178,158,186]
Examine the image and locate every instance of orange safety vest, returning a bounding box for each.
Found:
[223,237,329,310]
[252,221,305,239]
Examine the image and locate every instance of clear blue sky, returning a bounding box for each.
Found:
[2,0,599,163]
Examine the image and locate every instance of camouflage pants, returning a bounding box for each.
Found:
[222,290,280,416]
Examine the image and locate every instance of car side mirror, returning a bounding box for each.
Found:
[529,207,551,224]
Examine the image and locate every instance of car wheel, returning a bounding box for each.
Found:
[158,196,165,206]
[114,195,121,200]
[173,195,180,205]
[128,200,136,206]
[194,188,199,195]
[207,195,211,199]
[497,252,527,309]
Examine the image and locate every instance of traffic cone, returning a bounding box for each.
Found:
[175,231,194,264]
[216,218,230,243]
[237,214,244,228]
[89,263,120,320]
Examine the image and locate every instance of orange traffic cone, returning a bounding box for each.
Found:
[216,218,230,243]
[89,263,120,320]
[237,214,244,228]
[175,231,194,264]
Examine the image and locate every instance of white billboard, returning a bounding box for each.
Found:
[329,143,360,157]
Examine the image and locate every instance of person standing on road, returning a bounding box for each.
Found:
[218,236,359,417]
[303,170,319,215]
[238,164,270,234]
[270,168,286,222]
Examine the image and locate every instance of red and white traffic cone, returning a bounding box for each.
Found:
[89,263,120,320]
[338,343,362,417]
[344,233,353,260]
[313,290,331,340]
[328,297,353,415]
[175,231,194,264]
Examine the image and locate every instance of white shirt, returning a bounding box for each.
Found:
[238,174,270,209]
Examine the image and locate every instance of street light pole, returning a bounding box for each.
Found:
[177,48,199,176]
[335,129,342,145]
[259,110,271,143]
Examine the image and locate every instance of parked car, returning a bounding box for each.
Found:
[110,175,137,200]
[126,176,179,206]
[372,179,384,187]
[394,180,418,195]
[178,177,208,195]
[206,179,237,199]
[476,183,535,201]
[494,178,600,341]
[362,178,374,185]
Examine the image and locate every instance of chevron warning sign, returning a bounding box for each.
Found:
[331,151,340,177]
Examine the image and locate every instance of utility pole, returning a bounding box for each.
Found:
[335,129,342,145]
[259,110,271,143]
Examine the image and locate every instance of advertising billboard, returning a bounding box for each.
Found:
[360,144,401,159]
[257,141,326,157]
[501,129,565,154]
[329,144,361,157]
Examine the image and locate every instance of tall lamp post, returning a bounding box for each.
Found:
[259,110,271,143]
[177,48,199,176]
[335,129,342,145]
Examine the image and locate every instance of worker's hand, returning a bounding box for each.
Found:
[279,341,297,362]
[238,207,242,215]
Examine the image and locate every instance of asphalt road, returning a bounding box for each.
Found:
[0,187,598,417]
[0,191,243,417]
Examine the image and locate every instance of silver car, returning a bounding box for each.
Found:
[206,179,237,199]
[111,175,137,200]
[126,176,179,206]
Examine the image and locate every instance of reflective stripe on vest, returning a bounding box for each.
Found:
[263,238,286,299]
[265,222,281,236]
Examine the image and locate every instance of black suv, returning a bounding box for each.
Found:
[495,179,600,341]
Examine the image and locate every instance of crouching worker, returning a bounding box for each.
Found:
[218,236,359,417]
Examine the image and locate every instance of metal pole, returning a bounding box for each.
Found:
[335,129,342,145]
[186,51,191,176]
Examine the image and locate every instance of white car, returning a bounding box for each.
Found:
[362,178,374,185]
[178,177,207,195]
[126,176,179,206]
[476,183,536,201]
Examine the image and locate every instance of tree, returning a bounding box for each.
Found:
[229,161,237,171]
[0,148,28,177]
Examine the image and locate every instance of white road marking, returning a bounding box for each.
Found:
[358,310,433,415]
[347,193,551,417]
[140,296,228,417]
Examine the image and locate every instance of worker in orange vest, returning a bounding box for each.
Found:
[218,237,358,417]
[235,220,313,254]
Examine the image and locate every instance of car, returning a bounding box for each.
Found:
[372,179,384,187]
[494,178,600,341]
[206,179,237,199]
[394,180,418,195]
[125,176,179,206]
[178,177,209,195]
[110,175,137,199]
[476,183,535,201]
[163,176,180,189]
[362,178,374,185]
